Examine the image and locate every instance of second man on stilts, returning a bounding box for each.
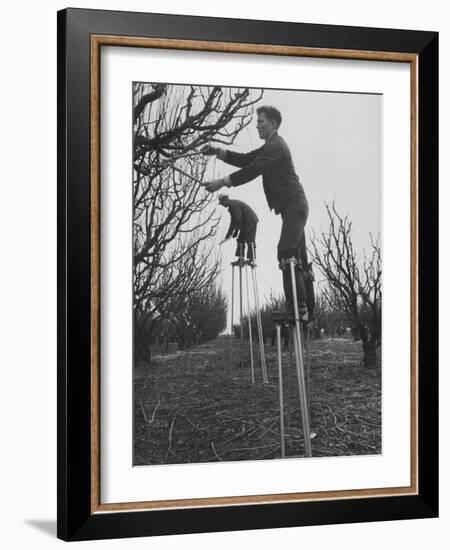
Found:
[218,194,258,262]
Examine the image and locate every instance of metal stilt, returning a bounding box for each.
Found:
[229,242,266,383]
[287,326,293,431]
[245,263,255,384]
[238,245,244,369]
[231,263,235,333]
[270,259,313,458]
[249,243,268,384]
[275,322,286,458]
[306,325,311,416]
[288,258,312,457]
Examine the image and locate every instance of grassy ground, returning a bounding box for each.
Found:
[133,335,381,465]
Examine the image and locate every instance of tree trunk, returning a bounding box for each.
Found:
[362,340,377,368]
[133,314,147,362]
[165,335,169,354]
[359,324,378,368]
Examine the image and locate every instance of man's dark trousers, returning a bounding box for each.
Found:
[235,221,257,260]
[277,195,309,309]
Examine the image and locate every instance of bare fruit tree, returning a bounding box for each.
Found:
[133,83,262,356]
[311,203,382,368]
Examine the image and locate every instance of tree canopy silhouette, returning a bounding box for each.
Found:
[133,83,262,355]
[311,203,381,368]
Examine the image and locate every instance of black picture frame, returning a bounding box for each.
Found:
[57,8,438,542]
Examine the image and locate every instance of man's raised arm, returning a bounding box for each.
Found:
[201,144,262,168]
[201,139,284,192]
[217,147,262,168]
[228,138,285,187]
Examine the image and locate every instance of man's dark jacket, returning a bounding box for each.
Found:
[224,199,258,240]
[223,133,308,214]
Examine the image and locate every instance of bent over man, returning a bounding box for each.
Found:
[203,105,310,316]
[218,194,258,261]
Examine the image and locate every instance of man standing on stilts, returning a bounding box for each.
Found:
[203,105,315,455]
[218,194,259,262]
[202,105,312,318]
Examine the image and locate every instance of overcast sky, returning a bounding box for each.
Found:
[206,87,382,332]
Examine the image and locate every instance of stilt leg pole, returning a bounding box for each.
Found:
[239,245,244,368]
[306,325,311,416]
[287,326,293,431]
[231,264,235,334]
[288,258,312,457]
[245,264,255,384]
[276,322,285,458]
[250,243,268,384]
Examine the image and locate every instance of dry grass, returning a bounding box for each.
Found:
[133,335,381,465]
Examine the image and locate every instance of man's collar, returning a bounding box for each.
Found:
[266,131,278,143]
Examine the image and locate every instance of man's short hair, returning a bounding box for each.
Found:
[256,105,282,128]
[218,194,229,204]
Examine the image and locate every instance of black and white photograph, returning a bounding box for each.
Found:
[132,82,382,466]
